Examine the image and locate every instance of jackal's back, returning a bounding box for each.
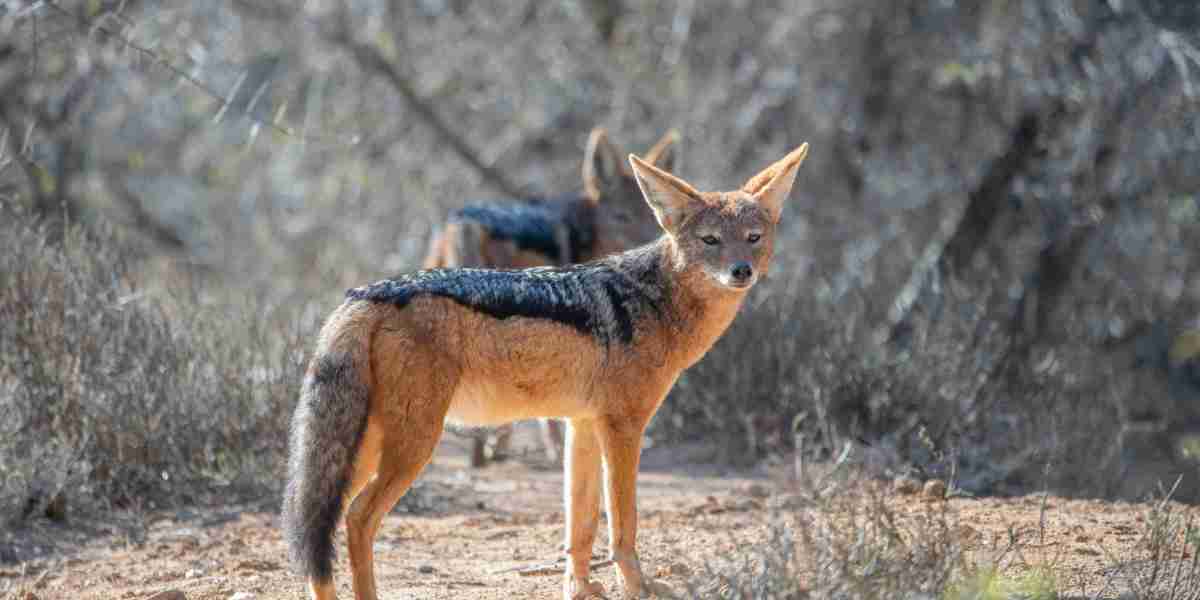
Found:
[349,241,669,349]
[451,199,593,264]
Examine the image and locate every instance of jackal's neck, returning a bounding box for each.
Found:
[649,239,749,369]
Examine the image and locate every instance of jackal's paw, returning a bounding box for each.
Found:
[620,577,676,599]
[565,577,605,600]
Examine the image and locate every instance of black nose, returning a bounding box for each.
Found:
[731,262,753,281]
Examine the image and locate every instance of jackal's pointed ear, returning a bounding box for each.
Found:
[630,153,703,234]
[582,128,626,204]
[742,143,809,223]
[643,129,680,173]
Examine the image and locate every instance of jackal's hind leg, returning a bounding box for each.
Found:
[344,419,445,600]
[470,430,489,468]
[540,418,566,464]
[491,424,515,462]
[468,424,514,468]
[307,579,336,600]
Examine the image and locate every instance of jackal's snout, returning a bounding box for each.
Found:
[730,261,753,285]
[715,259,756,290]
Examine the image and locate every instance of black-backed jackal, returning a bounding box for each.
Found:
[423,128,678,467]
[283,142,810,600]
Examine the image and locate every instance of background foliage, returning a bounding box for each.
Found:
[2,0,1199,527]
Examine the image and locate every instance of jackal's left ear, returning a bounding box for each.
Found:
[742,143,810,223]
[583,128,627,204]
[643,129,680,173]
[629,153,703,234]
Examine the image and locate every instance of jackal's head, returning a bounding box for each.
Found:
[629,143,809,292]
[582,128,678,257]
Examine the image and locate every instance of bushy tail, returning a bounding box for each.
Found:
[282,304,374,582]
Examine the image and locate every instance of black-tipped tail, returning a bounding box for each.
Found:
[282,350,370,581]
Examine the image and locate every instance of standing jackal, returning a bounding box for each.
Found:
[283,142,809,600]
[424,128,678,467]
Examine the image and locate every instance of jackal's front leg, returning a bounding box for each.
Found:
[596,415,672,599]
[563,418,605,599]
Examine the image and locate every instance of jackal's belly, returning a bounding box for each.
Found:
[439,306,611,425]
[445,375,594,426]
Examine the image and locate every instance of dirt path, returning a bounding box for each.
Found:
[3,425,1197,599]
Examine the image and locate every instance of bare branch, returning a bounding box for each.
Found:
[336,35,525,199]
[39,0,349,148]
[0,105,51,218]
[107,174,186,250]
[0,44,55,221]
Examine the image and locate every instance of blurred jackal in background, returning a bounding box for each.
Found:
[423,127,679,467]
[282,142,809,600]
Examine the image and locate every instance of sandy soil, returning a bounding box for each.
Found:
[3,424,1197,600]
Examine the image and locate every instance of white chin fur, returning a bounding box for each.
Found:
[713,272,756,290]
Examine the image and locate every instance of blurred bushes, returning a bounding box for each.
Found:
[1,0,1199,509]
[0,206,306,524]
[652,0,1200,501]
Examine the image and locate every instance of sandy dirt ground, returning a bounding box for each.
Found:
[3,423,1198,600]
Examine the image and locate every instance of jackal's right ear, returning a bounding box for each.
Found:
[629,153,703,234]
[583,128,626,204]
[643,129,680,172]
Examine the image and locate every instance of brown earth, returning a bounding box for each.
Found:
[3,424,1197,600]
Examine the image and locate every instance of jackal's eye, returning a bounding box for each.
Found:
[747,233,762,244]
[701,235,721,246]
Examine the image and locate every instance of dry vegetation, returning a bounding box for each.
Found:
[2,0,1200,597]
[0,205,307,527]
